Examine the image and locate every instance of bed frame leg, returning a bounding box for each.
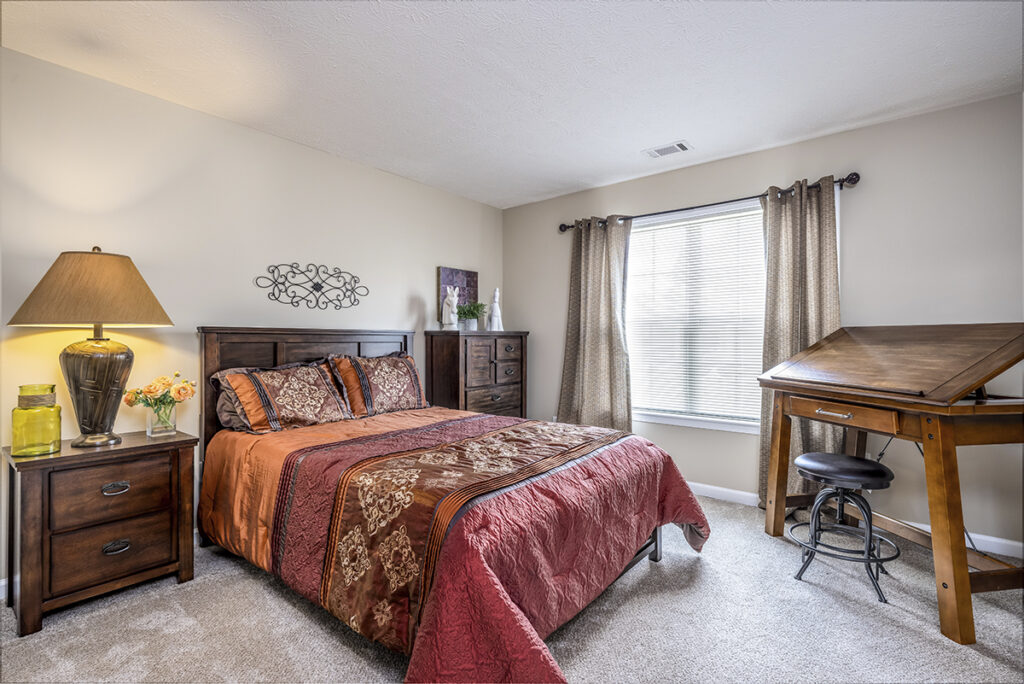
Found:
[649,525,663,563]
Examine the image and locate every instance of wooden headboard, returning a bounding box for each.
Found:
[197,326,414,452]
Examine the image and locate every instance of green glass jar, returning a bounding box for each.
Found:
[12,384,61,457]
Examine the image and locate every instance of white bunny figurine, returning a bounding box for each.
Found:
[442,286,460,330]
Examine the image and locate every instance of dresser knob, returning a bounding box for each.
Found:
[102,539,132,556]
[491,394,502,401]
[504,345,515,352]
[504,368,515,375]
[101,480,131,496]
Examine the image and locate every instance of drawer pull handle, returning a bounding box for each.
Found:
[504,368,515,375]
[504,345,515,352]
[101,480,131,496]
[491,394,502,401]
[102,539,131,556]
[815,408,853,420]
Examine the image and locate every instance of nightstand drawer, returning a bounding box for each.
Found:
[50,454,172,532]
[50,509,174,596]
[466,384,521,415]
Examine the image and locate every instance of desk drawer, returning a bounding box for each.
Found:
[789,396,899,434]
[50,454,173,532]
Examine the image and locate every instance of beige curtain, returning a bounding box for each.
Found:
[758,177,842,506]
[557,215,632,431]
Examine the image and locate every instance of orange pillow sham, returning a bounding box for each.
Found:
[328,353,428,418]
[212,361,352,432]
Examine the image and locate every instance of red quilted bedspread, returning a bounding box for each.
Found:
[198,407,709,682]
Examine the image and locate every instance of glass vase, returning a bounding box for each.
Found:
[147,404,177,438]
[12,384,62,457]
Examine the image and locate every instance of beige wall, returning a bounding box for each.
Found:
[503,94,1023,543]
[1,46,1020,594]
[0,50,503,580]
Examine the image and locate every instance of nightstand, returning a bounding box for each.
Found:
[4,431,197,636]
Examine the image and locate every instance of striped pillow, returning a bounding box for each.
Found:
[328,353,428,418]
[211,361,352,432]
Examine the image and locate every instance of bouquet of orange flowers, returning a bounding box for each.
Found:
[124,372,196,430]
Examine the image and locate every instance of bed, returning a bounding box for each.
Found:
[196,326,710,683]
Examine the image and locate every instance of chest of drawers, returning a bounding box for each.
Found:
[424,331,528,418]
[4,432,197,635]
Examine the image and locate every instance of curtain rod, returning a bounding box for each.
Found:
[557,172,860,233]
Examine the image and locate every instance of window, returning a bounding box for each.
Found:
[626,198,765,431]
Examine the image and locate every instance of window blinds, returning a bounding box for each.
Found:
[626,197,766,423]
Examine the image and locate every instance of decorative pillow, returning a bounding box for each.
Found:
[328,353,428,418]
[211,360,352,432]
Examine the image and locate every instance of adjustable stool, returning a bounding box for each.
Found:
[788,452,900,602]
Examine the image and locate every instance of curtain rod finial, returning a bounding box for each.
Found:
[843,172,860,187]
[558,223,573,233]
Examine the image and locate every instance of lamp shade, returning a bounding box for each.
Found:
[7,248,172,328]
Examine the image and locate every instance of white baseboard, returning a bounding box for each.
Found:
[688,481,760,507]
[904,521,1023,560]
[685,481,1022,559]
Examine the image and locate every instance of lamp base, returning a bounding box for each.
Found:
[71,431,123,448]
[60,337,134,449]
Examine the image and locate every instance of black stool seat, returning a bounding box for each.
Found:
[794,451,895,490]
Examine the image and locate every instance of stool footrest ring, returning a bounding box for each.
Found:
[789,521,901,564]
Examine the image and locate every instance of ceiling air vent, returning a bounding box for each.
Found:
[644,140,691,158]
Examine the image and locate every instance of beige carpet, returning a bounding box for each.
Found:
[2,497,1021,683]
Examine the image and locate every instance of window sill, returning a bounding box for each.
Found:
[632,410,761,435]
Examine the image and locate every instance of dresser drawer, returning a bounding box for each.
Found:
[50,509,174,596]
[789,396,899,434]
[466,384,522,415]
[495,360,521,385]
[466,338,495,388]
[50,454,172,532]
[496,337,523,360]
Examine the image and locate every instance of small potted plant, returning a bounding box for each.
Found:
[123,372,197,437]
[456,301,487,331]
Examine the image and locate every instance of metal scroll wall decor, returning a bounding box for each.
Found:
[254,263,369,309]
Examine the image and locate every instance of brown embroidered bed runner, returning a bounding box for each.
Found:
[269,413,623,654]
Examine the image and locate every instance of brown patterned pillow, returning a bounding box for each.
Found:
[328,353,428,418]
[211,361,352,432]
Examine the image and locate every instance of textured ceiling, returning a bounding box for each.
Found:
[2,1,1021,208]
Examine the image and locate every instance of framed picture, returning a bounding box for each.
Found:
[437,266,478,322]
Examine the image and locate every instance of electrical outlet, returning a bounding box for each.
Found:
[552,415,557,422]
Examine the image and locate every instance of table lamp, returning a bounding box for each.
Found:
[8,247,172,447]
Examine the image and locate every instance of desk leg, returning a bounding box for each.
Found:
[765,393,791,537]
[921,415,975,645]
[844,429,868,458]
[839,429,869,526]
